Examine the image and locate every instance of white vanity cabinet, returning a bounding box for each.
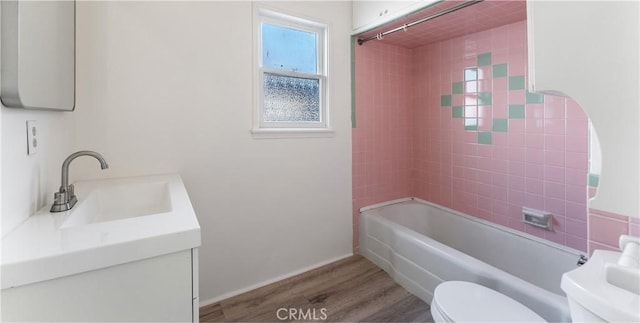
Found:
[1,248,200,322]
[352,1,439,34]
[1,174,202,322]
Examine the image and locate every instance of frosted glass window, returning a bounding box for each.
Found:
[263,73,320,122]
[256,9,327,131]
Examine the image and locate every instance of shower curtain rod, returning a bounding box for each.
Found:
[357,0,485,46]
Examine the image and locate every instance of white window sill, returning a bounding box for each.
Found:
[251,127,335,139]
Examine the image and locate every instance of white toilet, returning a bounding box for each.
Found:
[561,235,640,322]
[431,281,546,323]
[431,235,640,323]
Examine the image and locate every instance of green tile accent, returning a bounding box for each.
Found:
[477,52,492,66]
[452,106,464,118]
[492,118,508,132]
[509,75,525,90]
[526,91,545,104]
[493,63,508,78]
[509,104,526,118]
[441,95,452,106]
[464,68,478,81]
[452,82,464,94]
[588,173,600,187]
[465,118,478,130]
[478,132,492,145]
[478,92,492,105]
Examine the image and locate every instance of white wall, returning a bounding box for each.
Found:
[0,109,75,237]
[527,0,639,218]
[0,3,76,238]
[73,1,353,303]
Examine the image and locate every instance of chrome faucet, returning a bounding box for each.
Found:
[50,150,109,212]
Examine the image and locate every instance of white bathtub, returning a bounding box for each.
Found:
[359,198,583,322]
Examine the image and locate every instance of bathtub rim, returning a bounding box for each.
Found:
[359,197,585,258]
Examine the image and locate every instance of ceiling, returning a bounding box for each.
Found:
[356,0,527,49]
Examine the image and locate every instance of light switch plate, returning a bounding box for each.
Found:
[26,120,39,155]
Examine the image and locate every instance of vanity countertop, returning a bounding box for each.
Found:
[1,174,201,289]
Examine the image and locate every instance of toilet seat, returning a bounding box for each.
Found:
[432,281,546,322]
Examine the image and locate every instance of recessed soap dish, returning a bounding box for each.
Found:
[522,207,553,231]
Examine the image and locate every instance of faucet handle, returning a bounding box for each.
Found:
[50,189,78,212]
[53,191,66,203]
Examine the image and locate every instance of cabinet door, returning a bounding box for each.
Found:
[1,250,193,322]
[353,1,419,33]
[192,248,200,323]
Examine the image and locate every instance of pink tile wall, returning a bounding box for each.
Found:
[631,217,640,237]
[411,21,590,251]
[589,208,640,255]
[352,20,598,253]
[353,41,413,252]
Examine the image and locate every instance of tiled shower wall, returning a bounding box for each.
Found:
[352,42,413,250]
[353,21,592,252]
[411,21,589,251]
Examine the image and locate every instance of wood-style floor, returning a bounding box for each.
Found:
[200,255,433,322]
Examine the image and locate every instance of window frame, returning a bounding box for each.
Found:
[252,7,332,138]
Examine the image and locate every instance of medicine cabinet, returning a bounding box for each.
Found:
[1,0,75,111]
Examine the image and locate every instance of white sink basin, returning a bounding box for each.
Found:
[1,174,200,290]
[61,181,172,228]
